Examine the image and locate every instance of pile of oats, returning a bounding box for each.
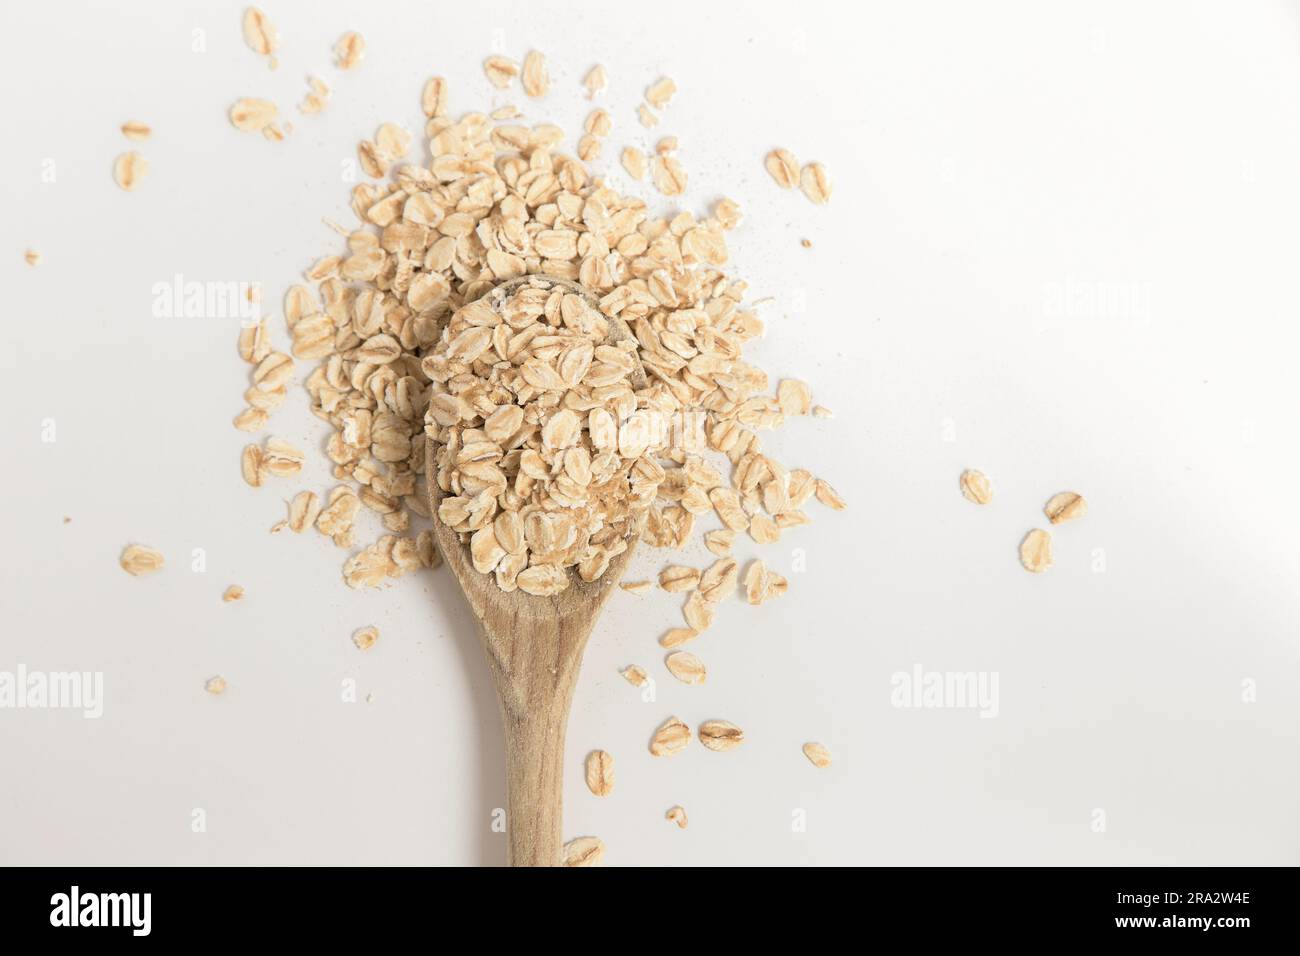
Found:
[235,64,844,597]
[424,277,654,596]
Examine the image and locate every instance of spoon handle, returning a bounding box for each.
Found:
[499,697,570,866]
[480,611,593,866]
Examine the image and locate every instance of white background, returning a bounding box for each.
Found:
[3,0,1299,866]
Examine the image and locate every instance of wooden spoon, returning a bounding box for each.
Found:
[426,275,646,866]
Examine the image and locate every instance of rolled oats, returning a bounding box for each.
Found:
[698,558,738,603]
[484,55,520,88]
[233,406,267,432]
[1019,528,1053,573]
[660,627,698,649]
[620,664,648,687]
[24,249,41,266]
[112,151,148,190]
[562,836,604,866]
[1044,491,1086,524]
[665,805,688,828]
[703,530,734,557]
[288,491,322,532]
[683,591,714,632]
[229,98,278,133]
[222,584,244,602]
[651,155,687,196]
[665,651,706,685]
[698,719,743,751]
[960,469,992,505]
[300,76,331,115]
[659,565,700,592]
[205,676,227,695]
[645,77,676,109]
[522,51,549,98]
[584,750,614,796]
[799,162,832,204]
[621,146,646,180]
[237,48,845,608]
[242,8,278,57]
[334,31,365,70]
[352,625,379,651]
[120,120,151,141]
[765,148,799,188]
[583,64,607,98]
[120,545,164,576]
[650,716,690,756]
[802,742,832,768]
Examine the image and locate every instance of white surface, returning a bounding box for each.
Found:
[3,0,1299,866]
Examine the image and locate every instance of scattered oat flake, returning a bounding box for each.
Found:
[205,676,227,695]
[651,155,687,196]
[620,580,651,595]
[483,55,519,89]
[960,469,993,505]
[583,64,607,98]
[242,8,278,56]
[334,31,365,70]
[814,479,846,511]
[801,238,813,249]
[704,530,734,557]
[490,104,520,120]
[666,806,688,828]
[352,625,379,651]
[650,716,691,756]
[660,627,698,649]
[562,836,605,867]
[659,565,700,592]
[24,249,41,266]
[698,720,744,752]
[1019,528,1053,573]
[621,146,646,180]
[803,742,832,768]
[621,665,648,688]
[743,559,768,605]
[112,152,148,190]
[120,545,164,576]
[1044,491,1087,524]
[665,651,706,685]
[812,404,833,418]
[234,396,269,427]
[299,76,331,115]
[120,120,151,141]
[683,591,714,632]
[421,76,448,118]
[585,750,614,797]
[645,77,676,109]
[229,98,278,133]
[765,148,799,188]
[799,162,832,204]
[777,379,812,416]
[222,585,245,603]
[637,103,659,128]
[522,51,549,98]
